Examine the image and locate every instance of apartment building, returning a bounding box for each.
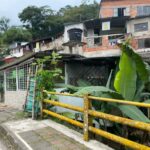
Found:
[62,0,150,60]
[100,0,150,18]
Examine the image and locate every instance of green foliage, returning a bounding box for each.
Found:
[35,51,63,97]
[75,86,115,96]
[121,43,149,83]
[0,17,10,33]
[77,79,92,87]
[3,27,32,44]
[114,52,137,100]
[118,105,150,123]
[19,6,55,39]
[58,1,99,23]
[18,1,99,39]
[73,41,150,123]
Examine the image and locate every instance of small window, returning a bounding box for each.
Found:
[113,7,129,17]
[134,22,148,32]
[138,38,150,49]
[94,28,102,46]
[137,6,150,16]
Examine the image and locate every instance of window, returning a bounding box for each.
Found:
[138,38,150,49]
[134,22,148,32]
[137,6,150,16]
[113,7,130,17]
[94,28,102,46]
[6,68,17,91]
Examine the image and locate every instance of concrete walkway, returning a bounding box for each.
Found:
[0,104,113,150]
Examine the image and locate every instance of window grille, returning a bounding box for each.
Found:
[134,22,148,32]
[6,68,17,91]
[18,63,30,90]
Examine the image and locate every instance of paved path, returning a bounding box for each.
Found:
[0,103,113,150]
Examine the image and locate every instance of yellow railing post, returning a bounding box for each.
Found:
[40,89,44,119]
[83,94,92,141]
[42,91,150,149]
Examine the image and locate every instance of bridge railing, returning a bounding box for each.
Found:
[42,90,150,150]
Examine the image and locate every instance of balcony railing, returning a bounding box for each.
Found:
[85,34,125,48]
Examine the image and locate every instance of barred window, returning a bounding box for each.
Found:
[6,68,16,91]
[134,22,148,32]
[18,63,30,90]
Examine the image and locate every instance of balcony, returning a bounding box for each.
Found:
[84,34,125,51]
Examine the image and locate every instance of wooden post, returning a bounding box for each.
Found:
[83,94,92,141]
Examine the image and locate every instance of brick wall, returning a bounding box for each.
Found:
[83,36,119,52]
[100,0,150,18]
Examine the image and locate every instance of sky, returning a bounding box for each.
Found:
[0,0,99,25]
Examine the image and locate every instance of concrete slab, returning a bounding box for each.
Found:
[3,119,113,150]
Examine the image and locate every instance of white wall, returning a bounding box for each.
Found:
[4,91,27,109]
[127,18,150,36]
[64,23,85,43]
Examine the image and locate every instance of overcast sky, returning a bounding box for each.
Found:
[0,0,99,25]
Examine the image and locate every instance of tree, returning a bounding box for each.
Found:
[19,6,55,39]
[0,17,10,33]
[58,1,99,23]
[18,2,99,40]
[3,27,32,44]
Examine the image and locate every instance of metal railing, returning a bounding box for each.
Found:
[42,90,150,150]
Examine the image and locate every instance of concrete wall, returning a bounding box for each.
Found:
[4,91,26,109]
[64,23,85,43]
[127,18,150,36]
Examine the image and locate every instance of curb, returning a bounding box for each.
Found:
[0,124,28,150]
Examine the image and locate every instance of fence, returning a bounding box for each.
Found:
[42,90,150,150]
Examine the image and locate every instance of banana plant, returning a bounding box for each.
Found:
[71,41,150,123]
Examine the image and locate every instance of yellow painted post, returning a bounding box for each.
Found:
[83,94,92,141]
[40,90,44,119]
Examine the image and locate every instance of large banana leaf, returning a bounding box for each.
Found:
[75,86,114,96]
[118,105,150,123]
[92,91,123,112]
[106,69,113,88]
[134,77,144,101]
[122,43,149,83]
[77,79,92,87]
[114,52,137,100]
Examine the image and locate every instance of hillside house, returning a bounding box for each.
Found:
[60,0,150,86]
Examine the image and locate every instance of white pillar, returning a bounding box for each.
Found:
[4,70,6,92]
[65,63,68,84]
[16,67,18,91]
